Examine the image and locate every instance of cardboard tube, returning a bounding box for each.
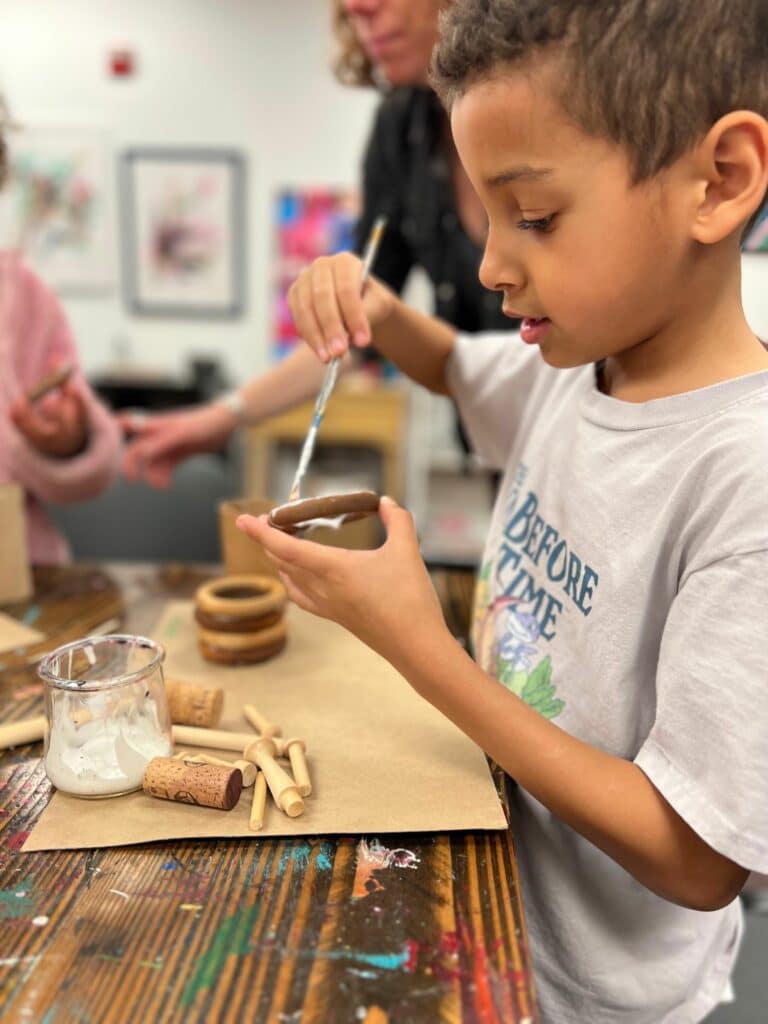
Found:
[143,756,242,810]
[243,703,282,738]
[243,738,303,817]
[172,725,256,752]
[165,677,224,728]
[0,715,46,750]
[283,738,311,797]
[249,771,268,831]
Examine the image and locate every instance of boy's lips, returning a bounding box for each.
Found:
[519,316,552,345]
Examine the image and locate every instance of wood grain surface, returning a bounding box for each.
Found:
[0,564,539,1023]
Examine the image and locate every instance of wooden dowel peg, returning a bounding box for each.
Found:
[249,771,268,831]
[243,703,282,738]
[0,715,46,750]
[172,725,256,752]
[283,738,311,797]
[243,738,304,818]
[165,677,224,728]
[179,751,257,787]
[143,756,243,810]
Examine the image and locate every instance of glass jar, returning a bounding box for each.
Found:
[38,634,173,798]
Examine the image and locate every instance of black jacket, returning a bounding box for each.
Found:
[354,87,513,334]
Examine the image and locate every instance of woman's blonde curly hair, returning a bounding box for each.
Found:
[331,0,377,87]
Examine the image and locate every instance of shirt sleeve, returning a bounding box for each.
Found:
[635,548,768,873]
[7,269,122,504]
[445,331,555,470]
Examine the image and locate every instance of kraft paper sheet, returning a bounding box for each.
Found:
[24,600,506,851]
[0,612,44,655]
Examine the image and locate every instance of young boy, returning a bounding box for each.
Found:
[238,1,768,1019]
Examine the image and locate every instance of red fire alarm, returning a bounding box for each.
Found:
[109,49,135,78]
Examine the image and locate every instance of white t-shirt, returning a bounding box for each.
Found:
[447,332,768,1024]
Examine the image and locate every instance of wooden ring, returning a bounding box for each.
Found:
[199,635,287,666]
[269,491,379,531]
[193,608,283,634]
[197,620,287,653]
[195,575,286,620]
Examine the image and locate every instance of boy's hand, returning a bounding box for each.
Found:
[9,380,88,458]
[287,252,397,363]
[236,497,448,667]
[119,404,237,489]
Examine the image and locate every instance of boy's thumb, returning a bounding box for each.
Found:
[378,494,411,535]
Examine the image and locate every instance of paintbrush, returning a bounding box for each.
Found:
[25,362,74,403]
[286,216,387,503]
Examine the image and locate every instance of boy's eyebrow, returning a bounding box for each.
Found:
[486,166,555,186]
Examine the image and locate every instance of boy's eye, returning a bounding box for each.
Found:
[516,214,555,233]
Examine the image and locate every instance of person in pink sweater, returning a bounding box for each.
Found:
[0,252,122,564]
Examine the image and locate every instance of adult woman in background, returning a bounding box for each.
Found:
[122,0,511,487]
[0,117,122,563]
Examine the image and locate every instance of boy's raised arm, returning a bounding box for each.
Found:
[287,252,457,395]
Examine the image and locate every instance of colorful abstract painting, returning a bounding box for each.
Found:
[0,127,113,292]
[121,148,245,317]
[273,188,359,358]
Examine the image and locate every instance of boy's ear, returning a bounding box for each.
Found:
[690,111,768,245]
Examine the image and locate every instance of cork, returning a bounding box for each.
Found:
[249,771,268,831]
[165,677,224,728]
[243,738,304,817]
[143,756,243,810]
[243,702,282,738]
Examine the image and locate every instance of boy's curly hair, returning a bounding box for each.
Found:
[431,0,768,184]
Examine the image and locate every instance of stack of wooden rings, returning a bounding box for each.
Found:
[194,574,287,665]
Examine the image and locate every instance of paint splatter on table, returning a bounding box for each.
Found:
[0,564,539,1023]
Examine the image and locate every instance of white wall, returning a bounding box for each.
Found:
[743,255,768,340]
[0,0,378,381]
[0,0,766,382]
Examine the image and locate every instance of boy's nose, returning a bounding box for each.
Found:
[479,233,523,295]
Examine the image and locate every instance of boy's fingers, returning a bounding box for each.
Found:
[308,256,352,359]
[379,495,418,548]
[236,514,334,573]
[277,571,322,617]
[289,270,333,362]
[333,254,370,349]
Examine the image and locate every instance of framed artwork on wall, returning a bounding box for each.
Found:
[120,148,246,317]
[272,187,358,358]
[0,126,114,293]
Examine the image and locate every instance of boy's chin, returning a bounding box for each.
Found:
[537,344,596,370]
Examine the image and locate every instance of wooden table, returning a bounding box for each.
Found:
[0,564,539,1023]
